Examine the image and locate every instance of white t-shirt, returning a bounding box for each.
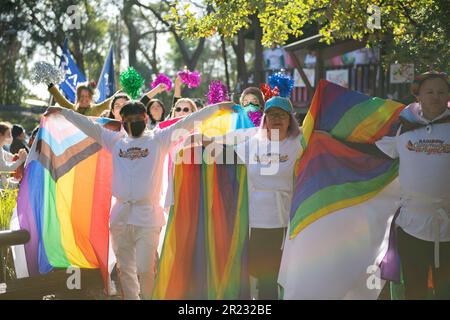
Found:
[375,109,450,241]
[235,132,302,228]
[62,105,219,228]
[0,148,25,188]
[263,48,285,70]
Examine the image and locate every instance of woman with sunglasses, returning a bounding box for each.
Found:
[202,96,301,299]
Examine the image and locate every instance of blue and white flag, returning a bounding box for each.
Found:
[59,38,86,103]
[96,45,115,102]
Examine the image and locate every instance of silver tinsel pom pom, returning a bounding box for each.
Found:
[30,61,65,85]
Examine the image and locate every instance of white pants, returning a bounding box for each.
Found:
[110,224,160,300]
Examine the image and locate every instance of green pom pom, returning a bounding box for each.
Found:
[119,67,145,99]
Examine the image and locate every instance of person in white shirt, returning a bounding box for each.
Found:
[375,71,450,299]
[263,43,286,71]
[0,122,27,189]
[242,97,301,300]
[206,96,301,299]
[44,100,234,300]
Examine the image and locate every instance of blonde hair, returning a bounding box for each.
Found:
[171,98,198,118]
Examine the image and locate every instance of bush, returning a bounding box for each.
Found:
[0,187,18,230]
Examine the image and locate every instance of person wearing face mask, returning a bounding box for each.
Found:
[375,71,450,299]
[0,122,27,189]
[202,96,301,299]
[44,99,235,300]
[235,87,265,128]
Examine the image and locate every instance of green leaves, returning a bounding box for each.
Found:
[165,0,449,73]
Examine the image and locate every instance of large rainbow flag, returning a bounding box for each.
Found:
[290,80,404,238]
[279,80,405,299]
[16,114,120,285]
[154,108,254,300]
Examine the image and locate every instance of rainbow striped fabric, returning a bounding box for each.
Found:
[153,107,256,300]
[153,148,249,299]
[16,114,120,284]
[289,80,405,238]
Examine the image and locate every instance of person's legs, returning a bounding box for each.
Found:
[135,226,161,300]
[433,241,450,299]
[111,225,140,300]
[248,228,286,300]
[397,228,432,299]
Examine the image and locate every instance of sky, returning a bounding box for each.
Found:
[24,0,173,102]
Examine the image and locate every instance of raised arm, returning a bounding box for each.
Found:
[172,75,183,108]
[48,84,75,110]
[140,83,168,107]
[45,106,123,151]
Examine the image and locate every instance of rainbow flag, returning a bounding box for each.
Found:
[278,80,406,299]
[16,114,120,285]
[153,147,249,299]
[154,107,257,300]
[199,106,261,137]
[289,80,404,238]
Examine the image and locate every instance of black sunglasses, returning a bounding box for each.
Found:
[175,107,190,112]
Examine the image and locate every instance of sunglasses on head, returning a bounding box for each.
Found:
[175,107,190,112]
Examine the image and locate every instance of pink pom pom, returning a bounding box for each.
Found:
[207,80,229,105]
[151,73,173,91]
[178,70,201,88]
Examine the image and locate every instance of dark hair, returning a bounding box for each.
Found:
[30,126,39,139]
[108,93,131,119]
[0,122,12,135]
[240,87,265,108]
[147,99,166,124]
[119,101,147,117]
[11,124,25,138]
[411,71,449,96]
[193,98,204,110]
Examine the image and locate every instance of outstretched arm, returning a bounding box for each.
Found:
[157,101,235,149]
[88,90,122,117]
[44,106,123,151]
[48,84,75,110]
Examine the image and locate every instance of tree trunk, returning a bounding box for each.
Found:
[253,17,264,86]
[221,36,230,91]
[123,2,139,68]
[232,29,249,92]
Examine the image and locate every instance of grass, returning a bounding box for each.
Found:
[0,187,18,230]
[0,187,19,281]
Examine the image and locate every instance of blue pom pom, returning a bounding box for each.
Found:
[268,72,294,98]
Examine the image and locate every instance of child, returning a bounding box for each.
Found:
[44,100,233,299]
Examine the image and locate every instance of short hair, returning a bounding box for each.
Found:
[11,124,24,138]
[0,122,12,135]
[119,101,147,118]
[147,99,166,123]
[411,71,449,96]
[240,87,265,108]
